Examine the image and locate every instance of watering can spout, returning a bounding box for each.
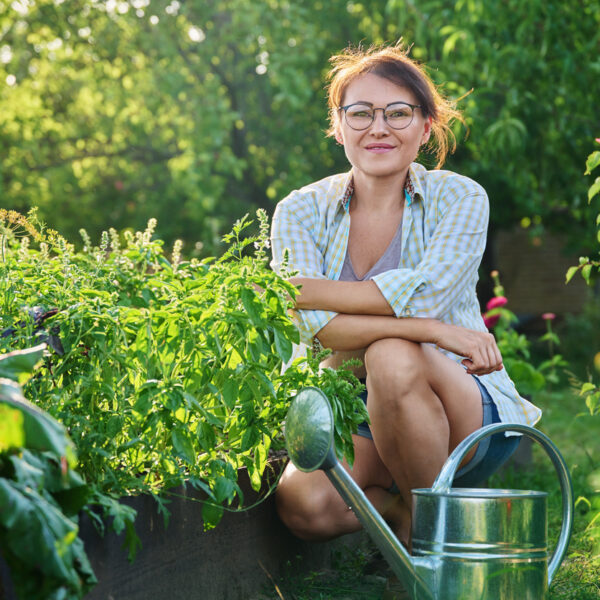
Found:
[284,387,436,600]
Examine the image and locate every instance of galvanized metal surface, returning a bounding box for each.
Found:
[284,389,574,600]
[431,423,574,587]
[412,488,549,599]
[285,387,335,472]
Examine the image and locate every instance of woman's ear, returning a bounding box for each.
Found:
[421,116,432,145]
[335,128,344,145]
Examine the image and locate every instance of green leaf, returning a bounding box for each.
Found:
[588,176,600,202]
[585,151,600,175]
[504,360,545,394]
[273,327,293,363]
[241,426,259,452]
[196,421,216,452]
[0,344,46,384]
[579,382,597,395]
[252,441,269,492]
[201,500,224,531]
[214,476,235,503]
[123,518,143,561]
[241,287,264,327]
[565,265,579,284]
[585,393,600,416]
[0,480,97,597]
[0,405,25,451]
[0,380,76,465]
[171,429,196,464]
[221,378,238,409]
[581,263,592,284]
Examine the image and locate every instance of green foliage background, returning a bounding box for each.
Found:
[1,0,599,254]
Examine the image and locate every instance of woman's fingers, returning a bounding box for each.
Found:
[462,332,503,375]
[434,323,503,375]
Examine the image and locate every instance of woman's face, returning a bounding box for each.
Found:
[335,72,431,181]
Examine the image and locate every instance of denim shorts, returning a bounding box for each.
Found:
[355,377,520,487]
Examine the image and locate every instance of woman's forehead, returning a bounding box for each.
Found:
[342,72,417,106]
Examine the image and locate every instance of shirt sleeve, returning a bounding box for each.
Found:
[371,190,489,319]
[270,194,338,345]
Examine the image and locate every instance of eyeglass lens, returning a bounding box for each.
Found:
[344,103,415,130]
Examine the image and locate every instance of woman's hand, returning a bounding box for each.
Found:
[430,322,503,376]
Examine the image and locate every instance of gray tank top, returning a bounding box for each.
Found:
[339,220,403,281]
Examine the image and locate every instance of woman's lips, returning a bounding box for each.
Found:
[365,144,395,153]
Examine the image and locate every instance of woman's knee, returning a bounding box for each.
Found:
[275,474,340,541]
[364,338,427,394]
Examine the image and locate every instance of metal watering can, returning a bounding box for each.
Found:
[284,387,574,600]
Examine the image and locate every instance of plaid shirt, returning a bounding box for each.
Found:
[271,162,542,429]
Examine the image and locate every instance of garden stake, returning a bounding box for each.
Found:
[284,387,574,600]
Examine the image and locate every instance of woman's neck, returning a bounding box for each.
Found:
[351,168,408,214]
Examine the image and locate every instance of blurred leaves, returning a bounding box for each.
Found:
[0,0,370,252]
[1,0,598,254]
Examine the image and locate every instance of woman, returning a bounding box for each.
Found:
[270,44,541,547]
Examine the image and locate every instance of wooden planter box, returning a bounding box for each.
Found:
[78,458,364,600]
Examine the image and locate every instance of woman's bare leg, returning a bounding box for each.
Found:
[277,339,483,545]
[276,434,409,541]
[365,338,483,516]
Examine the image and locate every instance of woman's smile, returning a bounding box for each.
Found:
[364,142,396,153]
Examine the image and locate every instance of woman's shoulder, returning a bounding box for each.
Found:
[411,163,487,202]
[276,171,351,213]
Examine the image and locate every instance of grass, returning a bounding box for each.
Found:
[256,543,388,599]
[257,386,600,599]
[517,387,600,599]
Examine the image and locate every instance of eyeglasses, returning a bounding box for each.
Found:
[338,102,422,131]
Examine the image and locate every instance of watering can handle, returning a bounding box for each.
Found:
[432,423,574,585]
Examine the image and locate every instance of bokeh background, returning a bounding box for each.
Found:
[1,0,599,334]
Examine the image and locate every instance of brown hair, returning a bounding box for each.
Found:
[326,42,465,168]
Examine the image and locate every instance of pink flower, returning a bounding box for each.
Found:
[483,313,500,329]
[595,138,600,144]
[486,296,508,311]
[542,312,556,320]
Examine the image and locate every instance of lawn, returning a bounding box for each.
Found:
[258,386,600,599]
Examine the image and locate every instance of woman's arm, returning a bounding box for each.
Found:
[270,195,340,345]
[290,277,394,315]
[317,314,503,375]
[289,188,489,320]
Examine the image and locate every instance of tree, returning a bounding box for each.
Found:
[0,0,387,250]
[386,0,600,252]
[1,0,599,256]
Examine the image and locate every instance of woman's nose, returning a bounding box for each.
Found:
[370,109,390,134]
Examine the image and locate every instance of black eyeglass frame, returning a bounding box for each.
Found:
[337,101,423,131]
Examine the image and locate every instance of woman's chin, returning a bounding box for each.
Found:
[355,165,409,180]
